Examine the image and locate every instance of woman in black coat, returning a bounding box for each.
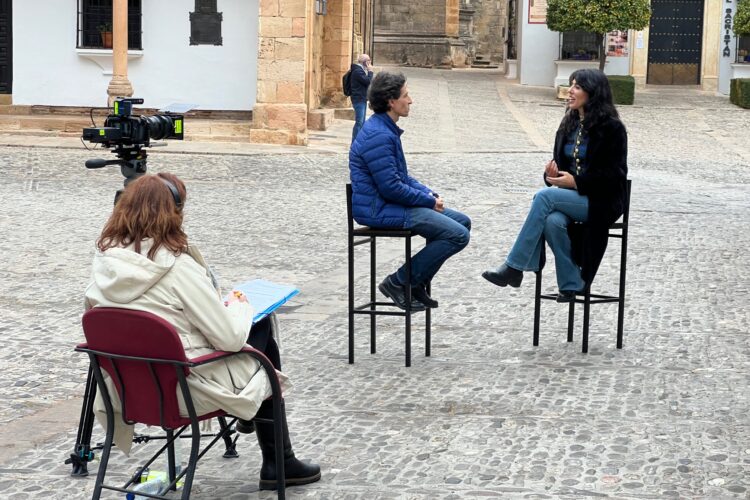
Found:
[483,69,628,301]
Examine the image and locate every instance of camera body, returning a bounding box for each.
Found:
[82,98,184,147]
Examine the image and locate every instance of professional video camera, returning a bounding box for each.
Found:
[82,98,185,204]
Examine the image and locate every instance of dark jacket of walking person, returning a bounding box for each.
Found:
[349,71,471,311]
[350,54,373,143]
[483,68,627,302]
[84,173,320,491]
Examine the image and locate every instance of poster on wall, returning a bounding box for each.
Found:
[606,30,629,57]
[528,0,548,24]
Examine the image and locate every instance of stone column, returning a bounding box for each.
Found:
[106,0,134,106]
[321,0,353,107]
[251,0,308,145]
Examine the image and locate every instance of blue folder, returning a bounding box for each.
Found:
[229,279,300,324]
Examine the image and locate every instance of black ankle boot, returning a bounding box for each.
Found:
[254,401,321,490]
[482,263,523,288]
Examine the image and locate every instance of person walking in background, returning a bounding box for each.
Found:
[350,54,373,143]
[482,69,628,302]
[349,72,471,310]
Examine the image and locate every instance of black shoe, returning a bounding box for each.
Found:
[556,290,578,303]
[378,276,426,311]
[411,284,438,308]
[235,419,255,434]
[482,264,523,288]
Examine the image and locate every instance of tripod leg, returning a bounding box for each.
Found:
[68,364,98,477]
[218,416,239,458]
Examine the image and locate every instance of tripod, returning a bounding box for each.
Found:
[67,148,241,476]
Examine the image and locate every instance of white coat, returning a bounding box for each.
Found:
[83,240,290,454]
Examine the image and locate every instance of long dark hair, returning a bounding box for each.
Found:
[559,69,620,135]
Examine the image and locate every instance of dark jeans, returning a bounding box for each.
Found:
[352,99,367,143]
[247,316,281,370]
[394,207,472,286]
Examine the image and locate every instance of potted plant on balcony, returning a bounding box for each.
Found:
[98,22,113,49]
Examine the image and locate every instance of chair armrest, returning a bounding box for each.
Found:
[188,346,270,367]
[189,350,246,366]
[74,342,88,351]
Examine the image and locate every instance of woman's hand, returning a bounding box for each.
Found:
[544,160,559,178]
[546,171,577,189]
[224,290,248,307]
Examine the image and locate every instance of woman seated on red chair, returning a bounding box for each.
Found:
[482,69,628,301]
[84,172,320,491]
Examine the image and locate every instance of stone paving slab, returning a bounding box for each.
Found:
[0,68,748,499]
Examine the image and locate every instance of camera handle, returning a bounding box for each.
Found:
[85,145,149,204]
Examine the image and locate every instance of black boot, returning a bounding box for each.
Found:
[254,400,321,490]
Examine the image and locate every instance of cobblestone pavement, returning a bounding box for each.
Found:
[0,68,748,499]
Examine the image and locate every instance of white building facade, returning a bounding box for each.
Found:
[512,0,749,96]
[12,0,259,110]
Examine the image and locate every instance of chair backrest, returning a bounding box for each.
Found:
[346,183,354,234]
[81,307,190,429]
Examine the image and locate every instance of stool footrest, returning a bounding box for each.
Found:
[353,301,426,317]
[539,293,621,304]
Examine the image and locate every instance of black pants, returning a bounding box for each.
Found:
[247,316,281,370]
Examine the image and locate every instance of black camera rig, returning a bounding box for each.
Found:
[82,98,185,203]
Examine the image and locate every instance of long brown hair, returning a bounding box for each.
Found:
[97,172,188,260]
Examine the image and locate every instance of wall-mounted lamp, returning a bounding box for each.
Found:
[315,0,328,15]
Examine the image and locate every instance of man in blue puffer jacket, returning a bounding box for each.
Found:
[349,72,471,310]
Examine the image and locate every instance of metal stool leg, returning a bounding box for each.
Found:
[405,237,412,368]
[425,280,431,357]
[533,272,542,346]
[567,301,575,342]
[370,237,377,354]
[582,286,591,353]
[348,233,355,364]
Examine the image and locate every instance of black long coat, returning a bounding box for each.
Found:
[549,117,628,285]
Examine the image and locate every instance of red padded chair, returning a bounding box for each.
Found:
[78,307,286,499]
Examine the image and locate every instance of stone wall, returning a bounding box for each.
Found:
[373,0,467,66]
[375,0,446,35]
[252,0,308,145]
[467,0,505,63]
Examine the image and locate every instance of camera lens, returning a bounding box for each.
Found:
[142,115,174,140]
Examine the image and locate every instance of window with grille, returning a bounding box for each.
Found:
[560,31,599,61]
[190,0,223,45]
[77,0,142,50]
[738,37,750,63]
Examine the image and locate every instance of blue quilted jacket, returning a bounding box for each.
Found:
[349,113,436,228]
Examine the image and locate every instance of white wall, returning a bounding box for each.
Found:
[13,0,259,110]
[518,0,559,86]
[518,0,633,87]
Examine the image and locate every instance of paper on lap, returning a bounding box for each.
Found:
[227,279,299,324]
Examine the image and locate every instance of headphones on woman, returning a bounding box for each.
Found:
[159,178,183,209]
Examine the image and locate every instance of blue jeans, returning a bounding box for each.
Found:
[352,100,367,143]
[506,187,588,292]
[394,207,471,287]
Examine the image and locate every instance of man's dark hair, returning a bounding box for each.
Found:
[368,72,406,113]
